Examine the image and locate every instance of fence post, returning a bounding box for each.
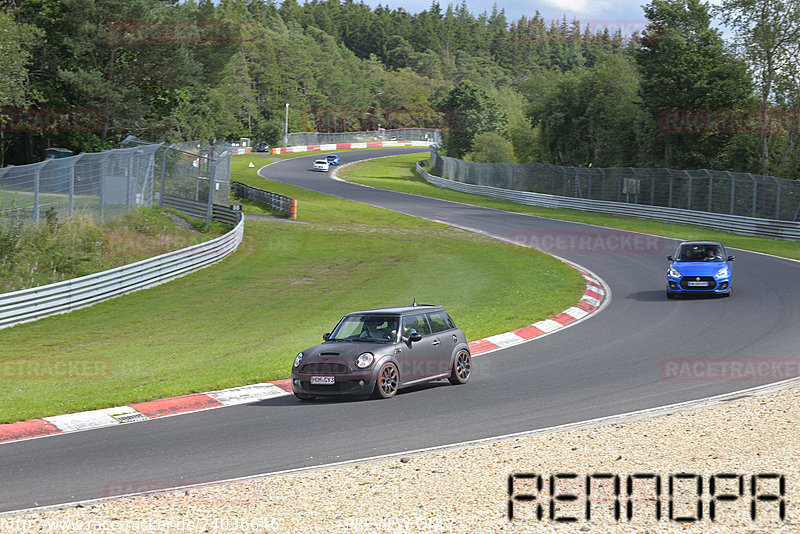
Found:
[668,171,673,208]
[726,171,735,214]
[33,167,40,223]
[748,173,757,217]
[599,168,606,200]
[97,154,106,221]
[650,173,655,205]
[686,171,692,210]
[704,169,713,212]
[69,161,75,217]
[127,152,135,209]
[159,145,171,207]
[206,157,215,227]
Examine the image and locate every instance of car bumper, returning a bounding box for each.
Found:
[291,372,376,397]
[667,277,731,294]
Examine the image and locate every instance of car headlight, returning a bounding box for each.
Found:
[715,266,729,278]
[668,266,681,278]
[356,352,374,369]
[293,352,304,368]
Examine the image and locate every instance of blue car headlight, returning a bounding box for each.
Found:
[668,266,681,278]
[715,266,729,278]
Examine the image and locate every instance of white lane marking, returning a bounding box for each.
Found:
[208,383,290,405]
[483,332,526,348]
[44,406,140,432]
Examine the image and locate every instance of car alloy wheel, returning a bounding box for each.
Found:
[448,349,471,385]
[374,362,399,399]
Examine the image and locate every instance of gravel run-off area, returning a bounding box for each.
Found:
[2,381,798,534]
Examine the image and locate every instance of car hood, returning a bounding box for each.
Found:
[671,261,728,276]
[302,341,394,361]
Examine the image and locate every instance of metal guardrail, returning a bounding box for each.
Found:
[232,181,295,217]
[417,162,800,241]
[0,210,244,330]
[162,195,241,226]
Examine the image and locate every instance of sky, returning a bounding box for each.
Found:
[369,0,652,37]
[356,0,731,41]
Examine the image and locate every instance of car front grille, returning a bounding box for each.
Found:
[679,276,717,290]
[302,381,347,392]
[301,363,349,374]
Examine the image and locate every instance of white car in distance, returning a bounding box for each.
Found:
[312,159,330,172]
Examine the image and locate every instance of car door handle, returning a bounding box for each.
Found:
[432,339,440,346]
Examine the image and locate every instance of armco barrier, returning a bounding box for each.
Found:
[0,208,243,330]
[417,162,800,241]
[162,195,241,226]
[232,181,295,217]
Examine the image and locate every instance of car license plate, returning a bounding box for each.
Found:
[688,281,709,287]
[310,376,335,385]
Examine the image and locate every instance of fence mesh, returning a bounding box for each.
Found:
[283,128,441,147]
[431,152,800,222]
[0,137,234,227]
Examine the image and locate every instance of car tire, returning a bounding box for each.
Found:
[293,391,314,400]
[448,349,471,385]
[666,290,675,300]
[373,362,399,399]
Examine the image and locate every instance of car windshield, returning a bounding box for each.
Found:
[677,244,724,262]
[329,315,399,342]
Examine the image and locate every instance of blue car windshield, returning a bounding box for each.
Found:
[678,244,724,262]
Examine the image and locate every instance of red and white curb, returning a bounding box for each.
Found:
[0,271,607,446]
[0,383,294,444]
[468,263,607,355]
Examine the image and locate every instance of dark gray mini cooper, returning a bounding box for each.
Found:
[291,305,471,400]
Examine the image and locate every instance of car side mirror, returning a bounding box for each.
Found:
[727,256,735,261]
[666,255,674,261]
[408,332,422,343]
[323,333,330,341]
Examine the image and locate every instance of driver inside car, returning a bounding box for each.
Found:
[704,247,721,261]
[360,317,396,341]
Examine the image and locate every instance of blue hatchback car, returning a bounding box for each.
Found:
[666,241,734,299]
[325,154,340,165]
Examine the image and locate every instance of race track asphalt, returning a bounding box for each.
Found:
[2,148,799,513]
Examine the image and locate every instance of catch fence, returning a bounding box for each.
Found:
[0,137,235,228]
[431,152,800,223]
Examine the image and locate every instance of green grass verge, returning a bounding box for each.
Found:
[0,154,584,424]
[340,154,800,260]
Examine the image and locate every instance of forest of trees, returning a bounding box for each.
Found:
[1,0,798,179]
